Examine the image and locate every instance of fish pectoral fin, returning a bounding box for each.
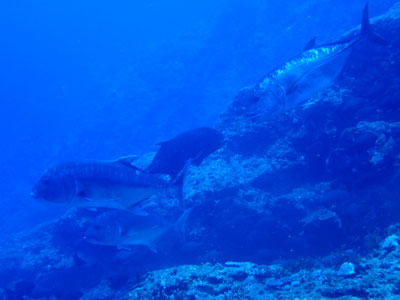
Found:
[125,195,152,214]
[337,45,359,81]
[286,78,302,95]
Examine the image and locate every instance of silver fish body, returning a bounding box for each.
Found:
[31,158,169,209]
[84,210,167,251]
[84,209,190,252]
[253,42,353,115]
[238,4,387,118]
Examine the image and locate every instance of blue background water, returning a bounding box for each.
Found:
[0,0,396,240]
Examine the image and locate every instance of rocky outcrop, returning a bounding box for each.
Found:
[125,225,400,300]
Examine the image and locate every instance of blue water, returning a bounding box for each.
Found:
[0,0,393,240]
[0,0,394,239]
[0,0,399,297]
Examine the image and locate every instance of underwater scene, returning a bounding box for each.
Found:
[1,0,400,299]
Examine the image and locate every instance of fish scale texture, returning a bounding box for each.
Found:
[1,2,400,300]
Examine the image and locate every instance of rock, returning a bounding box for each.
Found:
[123,230,400,299]
[337,262,356,277]
[381,235,400,253]
[327,121,400,187]
[302,209,344,253]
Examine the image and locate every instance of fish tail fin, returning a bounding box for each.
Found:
[173,158,192,186]
[174,158,193,209]
[361,3,389,45]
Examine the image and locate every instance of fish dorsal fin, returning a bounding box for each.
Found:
[303,36,317,51]
[361,3,370,36]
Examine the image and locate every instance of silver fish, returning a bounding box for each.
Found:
[84,209,191,252]
[239,4,387,118]
[31,156,169,210]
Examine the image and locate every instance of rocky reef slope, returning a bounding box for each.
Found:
[180,1,400,263]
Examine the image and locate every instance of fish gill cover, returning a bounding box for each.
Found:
[1,0,400,299]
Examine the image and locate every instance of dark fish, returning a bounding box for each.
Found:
[84,209,191,252]
[147,127,224,180]
[236,3,388,118]
[31,156,169,209]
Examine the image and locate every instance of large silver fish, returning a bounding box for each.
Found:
[31,156,170,210]
[84,209,191,252]
[236,4,387,118]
